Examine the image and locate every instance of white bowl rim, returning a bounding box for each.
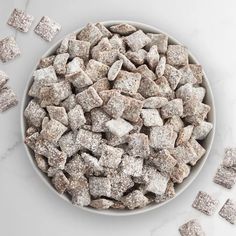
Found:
[21,20,216,216]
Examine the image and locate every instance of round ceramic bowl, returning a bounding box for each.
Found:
[21,20,216,216]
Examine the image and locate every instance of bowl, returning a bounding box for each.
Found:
[21,20,216,216]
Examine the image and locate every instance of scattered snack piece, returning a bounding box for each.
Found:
[0,70,9,89]
[192,191,219,216]
[7,8,34,33]
[219,199,236,224]
[24,22,213,211]
[34,16,61,42]
[0,36,21,62]
[213,165,236,189]
[223,148,236,170]
[0,87,18,112]
[179,219,205,236]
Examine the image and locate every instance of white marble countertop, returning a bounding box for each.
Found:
[0,0,236,235]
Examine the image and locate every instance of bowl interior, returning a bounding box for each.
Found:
[21,20,215,216]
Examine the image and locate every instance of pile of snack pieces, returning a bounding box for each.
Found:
[23,17,214,212]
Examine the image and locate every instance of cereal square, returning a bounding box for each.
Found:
[141,109,163,127]
[40,119,67,143]
[38,55,55,69]
[150,125,177,149]
[110,23,136,35]
[146,45,159,70]
[66,57,85,74]
[170,162,190,183]
[166,45,188,66]
[176,125,194,146]
[77,23,103,47]
[179,219,205,236]
[68,40,90,60]
[138,76,161,98]
[61,94,77,112]
[34,16,61,42]
[76,129,102,152]
[105,118,133,137]
[95,23,113,38]
[53,53,69,75]
[136,64,156,81]
[0,70,9,89]
[192,191,219,216]
[108,59,123,81]
[143,96,168,109]
[91,108,110,132]
[179,65,197,85]
[192,121,213,140]
[124,30,151,51]
[121,190,148,209]
[121,155,143,177]
[64,155,87,177]
[99,144,124,168]
[213,165,236,189]
[189,64,203,84]
[127,133,150,158]
[90,198,114,209]
[161,99,183,119]
[163,64,181,90]
[24,99,46,127]
[155,56,166,78]
[81,152,103,175]
[113,70,141,94]
[146,33,168,53]
[91,37,112,59]
[89,177,111,197]
[223,148,236,169]
[189,138,206,166]
[46,105,68,126]
[126,49,147,66]
[76,87,103,112]
[51,170,69,194]
[219,199,236,224]
[0,87,18,112]
[7,8,34,33]
[96,49,119,66]
[0,36,20,62]
[166,115,184,132]
[68,104,86,130]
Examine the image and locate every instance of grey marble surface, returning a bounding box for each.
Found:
[0,0,236,235]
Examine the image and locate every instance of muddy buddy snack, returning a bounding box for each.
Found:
[24,22,212,210]
[179,219,205,236]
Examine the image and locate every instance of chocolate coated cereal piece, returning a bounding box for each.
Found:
[176,83,193,103]
[155,181,175,204]
[193,87,206,102]
[68,40,90,60]
[189,64,203,84]
[76,87,103,112]
[161,99,183,119]
[76,129,102,152]
[145,171,169,195]
[89,177,111,197]
[118,52,136,72]
[155,56,166,78]
[105,118,133,137]
[136,64,156,81]
[124,30,151,52]
[24,100,46,127]
[143,96,168,109]
[34,16,61,42]
[166,45,188,66]
[146,45,159,70]
[53,53,69,75]
[108,59,123,81]
[138,76,161,98]
[24,132,39,150]
[96,49,119,66]
[90,108,110,132]
[141,108,163,127]
[179,219,205,236]
[91,77,110,92]
[171,162,190,183]
[35,154,48,173]
[146,33,168,53]
[126,49,147,66]
[38,55,55,69]
[155,76,174,99]
[99,144,124,168]
[68,104,86,130]
[223,148,236,169]
[90,199,114,209]
[64,154,88,177]
[163,64,181,90]
[40,119,67,143]
[110,23,136,35]
[192,121,213,140]
[213,165,236,189]
[95,23,113,38]
[113,70,141,94]
[219,199,236,224]
[7,8,34,32]
[77,23,103,47]
[81,152,103,175]
[151,149,177,174]
[189,138,206,166]
[66,57,85,74]
[121,190,148,209]
[121,155,143,177]
[61,94,76,112]
[127,133,150,158]
[176,125,194,146]
[46,106,68,126]
[85,59,109,82]
[25,126,38,136]
[52,170,69,194]
[0,70,9,89]
[192,191,219,216]
[57,33,76,54]
[67,176,91,206]
[179,65,197,85]
[109,34,126,53]
[166,115,184,133]
[150,125,177,149]
[0,87,18,112]
[0,36,20,62]
[59,131,81,157]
